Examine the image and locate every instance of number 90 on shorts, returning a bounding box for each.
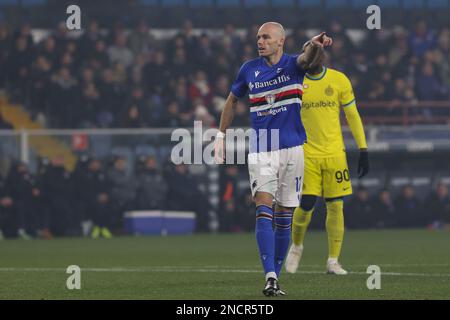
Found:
[302,154,353,198]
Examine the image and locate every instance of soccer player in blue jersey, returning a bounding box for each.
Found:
[214,22,332,296]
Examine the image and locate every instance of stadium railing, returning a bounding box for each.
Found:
[1,125,450,173]
[355,101,450,126]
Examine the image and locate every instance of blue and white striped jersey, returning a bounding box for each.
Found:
[231,53,307,153]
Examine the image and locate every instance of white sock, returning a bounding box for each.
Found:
[265,272,277,281]
[327,257,338,265]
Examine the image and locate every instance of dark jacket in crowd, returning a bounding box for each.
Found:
[136,168,167,210]
[166,164,210,232]
[346,189,375,229]
[41,163,74,235]
[394,189,423,227]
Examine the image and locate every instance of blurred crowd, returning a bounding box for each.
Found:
[0,19,449,129]
[0,156,211,239]
[1,19,449,239]
[1,157,449,239]
[218,165,450,233]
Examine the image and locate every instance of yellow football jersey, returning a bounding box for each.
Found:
[301,67,364,158]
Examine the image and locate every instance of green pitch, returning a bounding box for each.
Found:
[0,229,449,299]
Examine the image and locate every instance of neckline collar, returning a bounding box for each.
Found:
[261,53,286,68]
[306,66,327,80]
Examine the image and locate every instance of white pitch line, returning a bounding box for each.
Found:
[1,266,450,278]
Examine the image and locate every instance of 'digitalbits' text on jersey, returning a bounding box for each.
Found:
[231,54,307,153]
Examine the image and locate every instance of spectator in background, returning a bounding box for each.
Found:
[41,155,74,236]
[328,38,349,71]
[292,28,309,53]
[409,19,436,58]
[194,33,215,71]
[58,51,75,73]
[87,39,110,72]
[348,50,370,98]
[53,21,70,52]
[192,98,215,128]
[111,62,128,86]
[211,75,230,121]
[6,162,44,238]
[179,20,197,56]
[108,33,134,69]
[71,155,92,237]
[67,42,80,68]
[108,157,138,231]
[160,101,183,128]
[372,189,396,228]
[0,171,31,240]
[416,62,445,102]
[136,156,167,210]
[388,26,411,77]
[6,36,34,103]
[329,19,354,53]
[39,36,58,66]
[79,20,103,58]
[83,158,113,238]
[143,48,171,95]
[129,54,146,88]
[166,164,210,233]
[29,55,52,121]
[97,68,123,127]
[366,80,387,102]
[346,187,374,229]
[210,54,232,82]
[80,81,101,127]
[124,85,146,111]
[170,47,191,79]
[119,104,146,128]
[128,19,156,56]
[49,67,79,127]
[222,23,241,64]
[189,70,212,106]
[426,183,450,229]
[394,185,423,228]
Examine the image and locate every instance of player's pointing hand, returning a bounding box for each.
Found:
[311,32,333,48]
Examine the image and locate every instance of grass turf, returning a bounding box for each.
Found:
[0,229,449,299]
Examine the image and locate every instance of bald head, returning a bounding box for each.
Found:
[258,22,285,39]
[257,22,286,60]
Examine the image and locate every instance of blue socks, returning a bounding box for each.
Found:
[274,211,293,277]
[255,205,275,278]
[255,205,293,279]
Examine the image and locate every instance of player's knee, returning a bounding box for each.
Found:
[253,191,273,208]
[300,195,317,211]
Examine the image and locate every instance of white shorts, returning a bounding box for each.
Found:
[248,145,304,208]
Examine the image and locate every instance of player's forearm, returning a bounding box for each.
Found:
[297,40,322,71]
[218,93,239,133]
[343,104,368,150]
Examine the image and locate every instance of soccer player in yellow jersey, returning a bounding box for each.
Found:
[285,42,369,275]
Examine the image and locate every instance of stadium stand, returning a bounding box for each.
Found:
[0,2,449,237]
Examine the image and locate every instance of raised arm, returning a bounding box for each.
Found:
[297,32,332,71]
